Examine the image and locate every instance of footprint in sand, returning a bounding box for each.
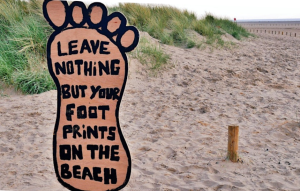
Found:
[43,0,139,190]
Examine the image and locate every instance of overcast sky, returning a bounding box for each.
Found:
[80,0,300,20]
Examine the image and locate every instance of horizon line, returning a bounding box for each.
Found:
[237,18,300,22]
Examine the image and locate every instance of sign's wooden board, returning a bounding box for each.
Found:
[43,1,139,190]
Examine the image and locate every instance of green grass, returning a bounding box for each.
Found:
[0,0,251,94]
[12,70,55,94]
[130,37,170,70]
[0,0,53,94]
[110,5,251,47]
[187,40,196,48]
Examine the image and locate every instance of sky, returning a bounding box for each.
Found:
[80,0,300,20]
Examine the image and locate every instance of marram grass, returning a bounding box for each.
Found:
[130,37,170,70]
[0,0,251,94]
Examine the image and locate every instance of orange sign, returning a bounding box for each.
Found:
[43,0,139,190]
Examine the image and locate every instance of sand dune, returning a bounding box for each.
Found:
[1,31,300,190]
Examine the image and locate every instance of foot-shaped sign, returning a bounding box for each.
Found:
[43,1,139,190]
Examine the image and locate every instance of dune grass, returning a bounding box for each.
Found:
[130,37,170,70]
[0,0,54,94]
[109,4,251,47]
[0,0,251,94]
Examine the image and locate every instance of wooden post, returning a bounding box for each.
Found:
[227,125,239,162]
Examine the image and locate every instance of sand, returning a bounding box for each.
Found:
[1,29,300,190]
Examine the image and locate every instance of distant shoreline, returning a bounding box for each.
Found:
[237,19,300,23]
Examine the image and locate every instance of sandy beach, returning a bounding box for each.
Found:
[1,26,300,190]
[239,21,300,37]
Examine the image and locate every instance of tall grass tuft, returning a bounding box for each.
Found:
[13,70,56,94]
[130,37,170,70]
[0,0,54,94]
[214,17,250,38]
